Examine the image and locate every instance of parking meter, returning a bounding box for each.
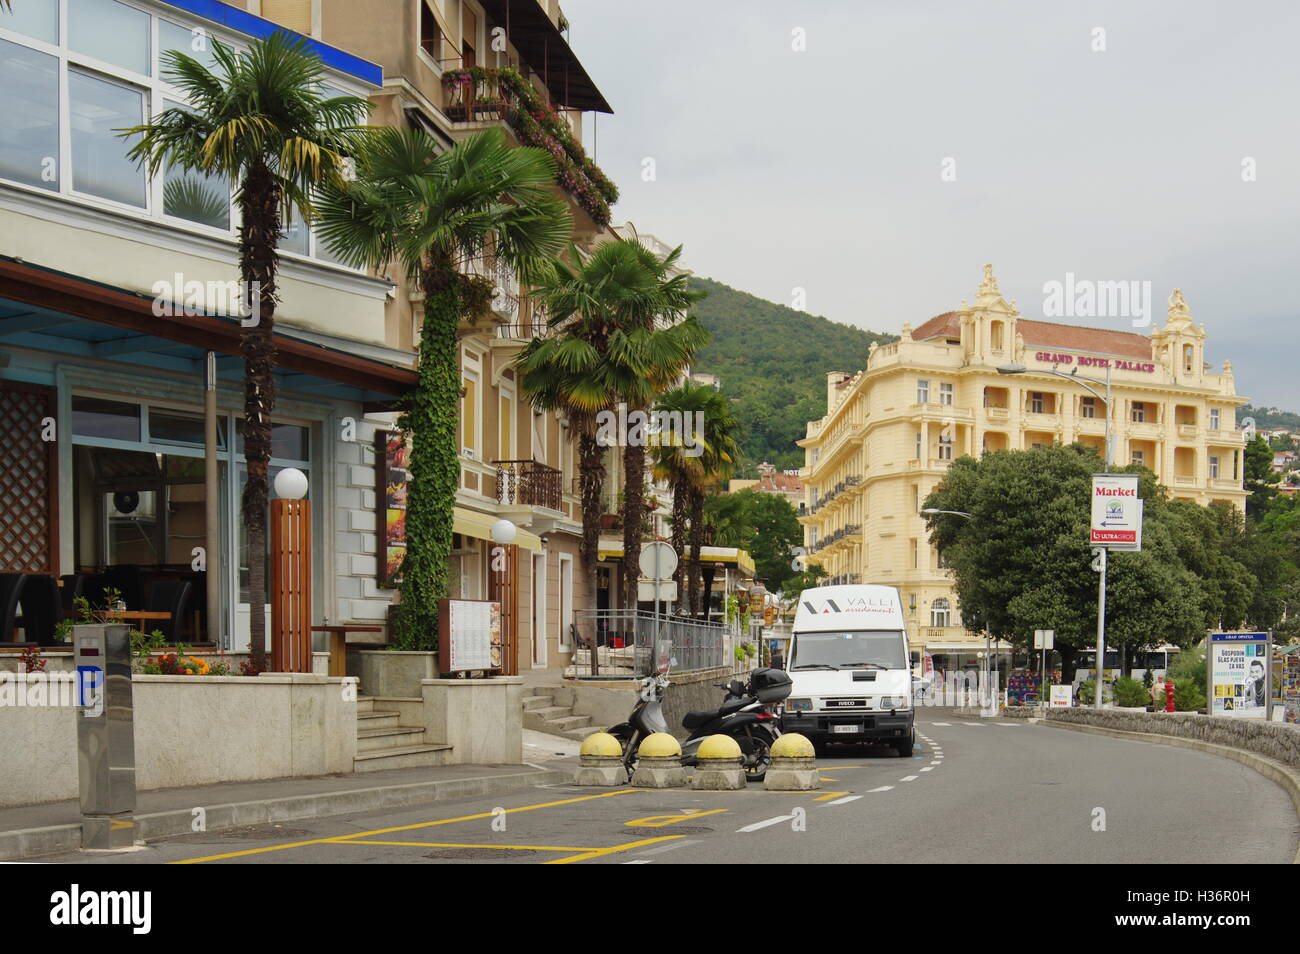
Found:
[73,624,136,849]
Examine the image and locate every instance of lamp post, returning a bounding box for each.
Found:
[490,519,518,676]
[997,361,1113,708]
[270,467,310,672]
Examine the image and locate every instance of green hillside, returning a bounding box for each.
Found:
[1240,405,1300,430]
[688,276,895,473]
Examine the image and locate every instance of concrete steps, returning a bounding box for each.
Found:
[354,696,452,770]
[521,686,602,741]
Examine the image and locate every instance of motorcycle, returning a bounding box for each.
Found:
[606,666,791,783]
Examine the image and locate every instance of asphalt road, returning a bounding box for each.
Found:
[44,713,1298,864]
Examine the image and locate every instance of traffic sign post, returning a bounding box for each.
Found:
[639,542,678,673]
[1089,474,1143,709]
[1034,629,1054,700]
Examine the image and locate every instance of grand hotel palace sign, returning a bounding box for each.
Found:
[1033,351,1156,374]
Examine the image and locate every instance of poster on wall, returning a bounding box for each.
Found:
[1208,632,1270,719]
[375,429,410,587]
[439,598,503,674]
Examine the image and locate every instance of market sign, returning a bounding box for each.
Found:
[1207,632,1271,720]
[1090,473,1142,550]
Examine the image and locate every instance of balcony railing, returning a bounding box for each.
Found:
[494,459,563,510]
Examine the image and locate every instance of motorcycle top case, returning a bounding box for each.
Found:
[750,667,792,703]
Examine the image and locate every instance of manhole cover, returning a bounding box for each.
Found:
[624,826,715,837]
[421,847,536,860]
[220,825,315,840]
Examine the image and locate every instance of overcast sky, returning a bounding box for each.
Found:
[565,0,1300,409]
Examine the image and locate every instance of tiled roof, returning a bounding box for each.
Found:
[757,473,803,494]
[910,313,1152,359]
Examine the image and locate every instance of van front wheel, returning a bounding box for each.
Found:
[895,733,914,757]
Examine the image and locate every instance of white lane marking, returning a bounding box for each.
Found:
[636,839,698,856]
[825,795,863,805]
[623,859,653,864]
[991,722,1015,726]
[737,814,797,833]
[961,722,984,726]
[868,785,894,793]
[930,760,942,765]
[932,722,952,726]
[920,767,934,772]
[900,775,919,782]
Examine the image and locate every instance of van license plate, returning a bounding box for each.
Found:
[833,724,860,734]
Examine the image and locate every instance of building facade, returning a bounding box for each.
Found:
[0,0,615,674]
[798,265,1249,671]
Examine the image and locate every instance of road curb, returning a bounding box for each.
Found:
[1041,719,1300,865]
[0,767,569,863]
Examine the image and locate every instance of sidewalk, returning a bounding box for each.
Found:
[0,758,576,862]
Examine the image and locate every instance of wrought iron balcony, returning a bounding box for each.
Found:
[494,459,563,510]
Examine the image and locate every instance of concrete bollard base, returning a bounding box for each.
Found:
[691,757,746,790]
[573,754,626,787]
[631,755,688,788]
[764,756,820,791]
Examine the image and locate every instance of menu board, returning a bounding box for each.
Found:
[375,429,409,587]
[440,599,503,674]
[1209,632,1270,719]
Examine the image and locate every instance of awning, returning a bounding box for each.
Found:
[477,0,613,113]
[454,506,541,551]
[596,539,755,578]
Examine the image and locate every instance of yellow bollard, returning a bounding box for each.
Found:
[764,733,820,791]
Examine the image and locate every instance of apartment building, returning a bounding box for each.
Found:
[798,265,1248,671]
[0,0,615,673]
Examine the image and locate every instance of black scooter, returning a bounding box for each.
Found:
[606,667,790,783]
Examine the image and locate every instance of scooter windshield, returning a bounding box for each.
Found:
[791,630,906,670]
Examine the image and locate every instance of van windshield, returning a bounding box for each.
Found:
[791,631,906,670]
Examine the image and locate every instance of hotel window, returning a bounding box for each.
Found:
[939,382,954,406]
[70,70,147,208]
[1131,449,1145,467]
[916,379,930,404]
[1131,402,1146,423]
[0,38,59,190]
[461,6,478,67]
[69,0,151,75]
[1209,455,1220,480]
[910,485,919,513]
[1183,344,1195,373]
[937,435,954,460]
[1210,408,1220,430]
[420,1,442,60]
[1030,392,1044,414]
[461,371,480,459]
[497,388,515,461]
[930,598,951,627]
[1081,396,1096,419]
[915,430,923,460]
[910,538,918,569]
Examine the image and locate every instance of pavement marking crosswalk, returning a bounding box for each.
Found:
[868,785,894,793]
[825,795,863,805]
[737,814,797,833]
[930,761,942,766]
[962,722,984,726]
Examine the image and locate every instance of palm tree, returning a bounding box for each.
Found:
[652,383,740,616]
[516,242,705,628]
[317,127,570,650]
[124,32,369,669]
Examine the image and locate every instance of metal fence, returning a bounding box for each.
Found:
[572,609,726,678]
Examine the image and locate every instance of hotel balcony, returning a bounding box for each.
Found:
[493,459,564,512]
[984,405,1010,422]
[1177,424,1199,439]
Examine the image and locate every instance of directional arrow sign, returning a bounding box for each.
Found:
[1090,474,1142,549]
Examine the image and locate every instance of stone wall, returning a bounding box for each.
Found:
[0,673,357,806]
[563,667,742,741]
[1046,709,1300,769]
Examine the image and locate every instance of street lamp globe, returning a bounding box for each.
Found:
[273,467,309,500]
[490,518,518,545]
[996,362,1027,375]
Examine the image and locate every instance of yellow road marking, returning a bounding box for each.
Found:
[818,776,840,782]
[171,788,637,864]
[624,808,729,827]
[544,835,684,865]
[812,791,851,801]
[330,839,595,852]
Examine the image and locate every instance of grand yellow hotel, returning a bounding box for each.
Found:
[797,265,1248,673]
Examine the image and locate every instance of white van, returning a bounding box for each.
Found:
[780,584,915,756]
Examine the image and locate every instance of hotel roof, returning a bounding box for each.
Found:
[911,312,1153,360]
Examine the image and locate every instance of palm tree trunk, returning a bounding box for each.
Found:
[576,421,605,675]
[238,160,280,672]
[621,432,647,610]
[700,560,718,623]
[670,479,688,616]
[393,257,460,651]
[687,487,704,618]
